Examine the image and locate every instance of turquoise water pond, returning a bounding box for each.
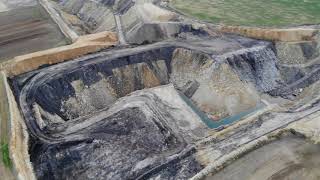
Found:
[179,93,263,129]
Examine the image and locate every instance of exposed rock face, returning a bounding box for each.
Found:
[57,0,137,35]
[275,39,320,65]
[59,0,117,33]
[30,85,207,179]
[15,44,267,133]
[137,3,177,22]
[0,72,36,180]
[11,28,320,179]
[3,0,320,179]
[25,48,174,124]
[55,0,203,44]
[125,23,180,44]
[170,48,260,118]
[61,60,168,120]
[12,36,273,179]
[269,63,320,98]
[121,2,181,44]
[225,46,283,92]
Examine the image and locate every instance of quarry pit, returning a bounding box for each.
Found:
[1,0,320,180]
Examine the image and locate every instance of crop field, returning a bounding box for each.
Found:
[170,0,320,27]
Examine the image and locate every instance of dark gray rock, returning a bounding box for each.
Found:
[300,41,319,60]
[179,80,200,98]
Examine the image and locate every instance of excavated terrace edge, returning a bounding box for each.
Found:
[0,31,117,77]
[39,0,79,43]
[191,131,280,180]
[191,111,320,180]
[0,0,118,77]
[216,25,320,42]
[1,1,320,179]
[0,71,36,180]
[0,5,117,179]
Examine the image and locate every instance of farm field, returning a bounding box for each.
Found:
[170,0,320,27]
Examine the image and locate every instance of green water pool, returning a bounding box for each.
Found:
[179,92,263,129]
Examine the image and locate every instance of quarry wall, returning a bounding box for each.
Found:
[0,72,36,180]
[0,31,117,77]
[0,9,117,180]
[39,0,79,42]
[218,25,319,42]
[1,0,320,179]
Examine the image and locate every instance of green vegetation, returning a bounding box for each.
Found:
[171,0,320,27]
[0,73,12,169]
[1,142,12,169]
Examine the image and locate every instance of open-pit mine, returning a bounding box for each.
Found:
[1,0,320,180]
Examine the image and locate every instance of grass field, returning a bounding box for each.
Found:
[170,0,320,27]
